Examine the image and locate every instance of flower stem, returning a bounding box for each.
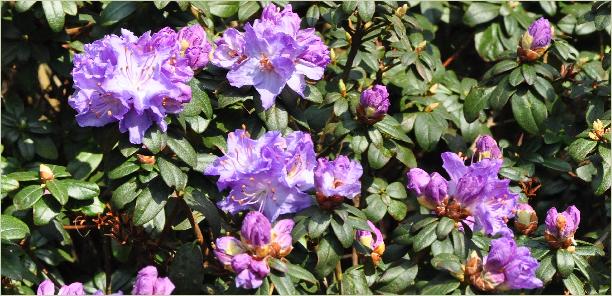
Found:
[342,17,364,82]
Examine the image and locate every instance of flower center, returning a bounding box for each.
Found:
[260,56,274,71]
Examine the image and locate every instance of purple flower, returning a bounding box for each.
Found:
[132,266,174,295]
[406,169,448,210]
[57,283,84,296]
[241,211,272,247]
[314,156,363,199]
[205,130,314,221]
[213,212,294,289]
[178,24,212,69]
[527,17,552,49]
[474,135,502,160]
[69,28,193,144]
[214,4,329,110]
[356,220,385,264]
[481,238,543,291]
[37,279,55,295]
[211,28,246,69]
[357,85,390,123]
[406,152,518,237]
[514,203,538,235]
[544,205,580,249]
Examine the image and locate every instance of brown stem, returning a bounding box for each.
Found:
[342,18,364,82]
[63,225,95,230]
[181,198,205,249]
[335,261,343,281]
[443,39,472,68]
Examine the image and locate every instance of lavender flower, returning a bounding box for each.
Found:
[519,17,552,61]
[212,4,329,110]
[357,85,390,123]
[314,156,363,200]
[406,151,518,237]
[213,212,294,289]
[69,28,194,144]
[178,24,212,70]
[514,203,538,235]
[466,237,542,291]
[36,280,84,296]
[205,129,314,221]
[356,220,386,265]
[131,266,175,295]
[544,205,580,249]
[474,135,502,160]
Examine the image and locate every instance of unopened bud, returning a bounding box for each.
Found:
[137,154,156,165]
[330,49,337,63]
[395,4,408,17]
[514,203,538,235]
[339,79,347,97]
[39,164,54,182]
[364,21,373,30]
[425,102,439,112]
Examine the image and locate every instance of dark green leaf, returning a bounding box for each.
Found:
[238,1,259,21]
[567,138,597,161]
[13,184,44,210]
[413,222,438,252]
[64,179,99,200]
[521,64,537,86]
[420,277,461,295]
[132,179,171,226]
[357,1,375,21]
[0,215,30,240]
[269,272,297,296]
[341,266,372,295]
[387,199,408,221]
[315,234,342,277]
[100,2,137,26]
[42,1,65,32]
[109,160,140,179]
[46,179,68,205]
[111,179,141,210]
[556,249,575,278]
[436,217,455,240]
[286,262,318,284]
[168,244,204,294]
[208,1,239,17]
[376,261,418,294]
[185,79,213,118]
[431,253,462,274]
[375,115,411,143]
[562,273,584,295]
[364,194,387,222]
[367,143,392,169]
[463,2,500,27]
[463,87,487,123]
[157,157,187,191]
[33,196,60,226]
[536,254,556,284]
[331,216,354,248]
[67,151,103,180]
[508,67,524,87]
[143,127,168,154]
[489,76,515,110]
[511,91,548,134]
[308,209,332,239]
[167,136,197,168]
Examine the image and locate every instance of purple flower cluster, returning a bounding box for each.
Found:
[69,25,211,144]
[406,135,518,237]
[357,85,390,124]
[205,129,316,221]
[211,4,330,109]
[356,220,385,264]
[131,266,175,295]
[544,205,580,249]
[214,211,294,289]
[466,237,542,291]
[314,155,363,200]
[526,17,553,49]
[37,280,84,296]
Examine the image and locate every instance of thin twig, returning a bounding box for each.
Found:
[342,17,364,82]
[103,236,112,294]
[63,225,95,230]
[442,39,472,68]
[181,198,206,249]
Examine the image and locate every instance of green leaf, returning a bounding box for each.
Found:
[260,104,288,131]
[15,1,37,12]
[413,222,438,252]
[489,76,515,110]
[540,157,572,172]
[463,2,500,27]
[511,91,548,134]
[374,115,411,142]
[414,112,445,150]
[483,60,519,80]
[463,87,487,123]
[364,194,387,222]
[111,179,141,210]
[46,179,68,205]
[208,1,239,17]
[367,143,392,169]
[269,272,297,296]
[109,159,140,179]
[183,188,230,235]
[315,234,342,277]
[143,127,168,154]
[33,196,60,226]
[420,277,461,295]
[556,249,575,278]
[13,184,44,210]
[18,137,35,161]
[168,244,204,294]
[386,182,407,199]
[562,273,584,295]
[34,137,58,159]
[132,179,171,226]
[157,157,187,191]
[376,261,418,294]
[64,179,99,200]
[67,151,103,180]
[286,262,318,284]
[521,64,537,86]
[308,209,332,239]
[341,266,372,295]
[533,76,556,102]
[167,136,197,168]
[567,138,597,161]
[1,176,19,198]
[351,135,369,154]
[305,5,320,27]
[536,254,556,284]
[303,84,323,103]
[41,1,65,32]
[185,79,213,118]
[431,253,462,274]
[238,1,259,21]
[0,215,30,240]
[268,257,288,273]
[574,245,605,256]
[508,67,525,87]
[100,2,137,26]
[436,217,455,240]
[387,199,408,221]
[474,23,505,62]
[451,229,466,258]
[357,1,375,21]
[331,216,353,248]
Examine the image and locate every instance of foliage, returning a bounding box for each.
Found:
[1,1,610,295]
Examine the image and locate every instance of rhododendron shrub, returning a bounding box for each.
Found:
[1,2,610,295]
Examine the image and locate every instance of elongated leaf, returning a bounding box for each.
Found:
[157,157,187,191]
[167,136,197,168]
[46,179,68,205]
[42,1,65,32]
[511,91,548,134]
[132,179,171,226]
[315,234,342,277]
[13,185,44,210]
[1,215,30,240]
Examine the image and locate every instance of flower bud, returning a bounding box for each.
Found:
[37,279,55,295]
[338,79,347,97]
[39,164,54,183]
[240,211,272,248]
[474,135,502,160]
[544,205,580,249]
[395,4,408,17]
[137,154,156,165]
[514,203,538,235]
[214,236,246,268]
[356,220,385,265]
[518,17,552,62]
[356,85,390,124]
